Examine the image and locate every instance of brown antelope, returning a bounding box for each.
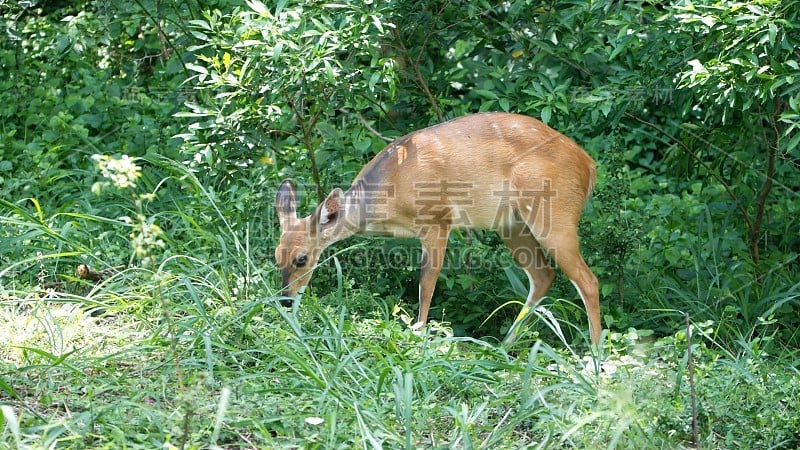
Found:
[275,112,600,345]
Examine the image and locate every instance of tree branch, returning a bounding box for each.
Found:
[391,26,443,122]
[130,0,189,76]
[750,101,782,267]
[351,111,393,142]
[289,100,325,203]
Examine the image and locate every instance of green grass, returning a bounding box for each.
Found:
[2,157,799,449]
[2,286,799,449]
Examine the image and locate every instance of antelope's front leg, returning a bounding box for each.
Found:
[414,228,450,329]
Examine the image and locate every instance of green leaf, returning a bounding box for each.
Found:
[368,71,381,91]
[785,129,800,152]
[768,23,777,46]
[186,63,208,75]
[502,267,527,298]
[247,0,269,16]
[188,19,212,31]
[540,106,552,124]
[0,376,18,399]
[479,100,496,112]
[275,0,288,16]
[371,14,384,33]
[473,89,498,100]
[499,97,510,112]
[600,102,611,117]
[189,29,209,41]
[609,34,630,60]
[354,137,372,153]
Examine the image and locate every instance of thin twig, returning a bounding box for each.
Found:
[353,111,393,142]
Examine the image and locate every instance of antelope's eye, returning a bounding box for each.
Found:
[295,254,308,268]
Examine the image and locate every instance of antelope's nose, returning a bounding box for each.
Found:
[277,267,294,307]
[281,267,292,291]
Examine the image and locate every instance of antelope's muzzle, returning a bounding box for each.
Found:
[278,268,294,307]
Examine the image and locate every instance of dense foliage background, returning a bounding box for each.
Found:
[1,0,798,448]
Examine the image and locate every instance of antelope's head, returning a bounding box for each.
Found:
[274,179,345,301]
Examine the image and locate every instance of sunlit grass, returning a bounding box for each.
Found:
[0,295,144,368]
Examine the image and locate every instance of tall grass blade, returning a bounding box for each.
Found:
[392,368,414,450]
[209,386,231,447]
[354,402,384,450]
[0,405,21,448]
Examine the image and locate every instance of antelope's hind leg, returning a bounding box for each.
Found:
[500,221,555,345]
[512,195,601,345]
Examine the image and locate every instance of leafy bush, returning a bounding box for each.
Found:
[1,0,799,448]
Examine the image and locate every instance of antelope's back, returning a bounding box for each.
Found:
[354,112,596,230]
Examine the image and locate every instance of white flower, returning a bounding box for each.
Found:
[92,154,142,189]
[305,417,324,426]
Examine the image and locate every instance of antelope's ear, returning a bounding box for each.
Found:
[276,179,298,229]
[316,188,343,228]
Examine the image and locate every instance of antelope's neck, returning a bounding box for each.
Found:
[343,180,416,239]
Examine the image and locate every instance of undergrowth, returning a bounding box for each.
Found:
[2,156,798,449]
